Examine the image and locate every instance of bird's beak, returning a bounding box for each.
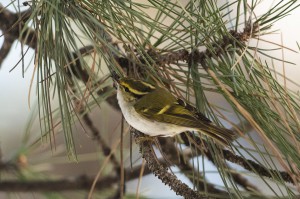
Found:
[110,71,121,89]
[113,81,118,89]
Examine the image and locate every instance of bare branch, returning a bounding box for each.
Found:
[0,175,117,192]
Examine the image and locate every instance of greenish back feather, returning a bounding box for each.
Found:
[134,87,237,145]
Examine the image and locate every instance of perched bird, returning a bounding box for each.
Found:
[116,77,237,147]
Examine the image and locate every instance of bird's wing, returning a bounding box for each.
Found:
[134,87,200,127]
[134,88,237,144]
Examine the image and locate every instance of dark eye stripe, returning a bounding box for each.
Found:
[121,85,147,99]
[120,78,155,95]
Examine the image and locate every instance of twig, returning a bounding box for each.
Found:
[158,138,229,196]
[65,47,122,197]
[65,45,121,174]
[0,5,36,74]
[132,130,212,199]
[180,133,294,185]
[0,161,18,172]
[0,175,117,192]
[222,149,294,184]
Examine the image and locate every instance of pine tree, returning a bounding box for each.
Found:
[0,1,300,198]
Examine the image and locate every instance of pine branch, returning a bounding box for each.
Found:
[0,4,36,68]
[132,130,212,199]
[1,1,299,198]
[158,138,229,196]
[180,133,294,185]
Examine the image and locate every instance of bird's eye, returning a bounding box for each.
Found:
[124,87,130,92]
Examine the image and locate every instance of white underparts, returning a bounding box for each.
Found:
[117,88,195,137]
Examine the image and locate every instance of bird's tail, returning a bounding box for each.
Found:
[199,124,238,148]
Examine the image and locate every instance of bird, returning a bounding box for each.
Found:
[116,77,237,147]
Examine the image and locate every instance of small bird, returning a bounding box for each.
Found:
[116,77,237,147]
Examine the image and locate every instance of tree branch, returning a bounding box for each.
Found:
[0,175,116,192]
[158,138,229,196]
[180,133,294,185]
[132,130,212,199]
[0,4,36,68]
